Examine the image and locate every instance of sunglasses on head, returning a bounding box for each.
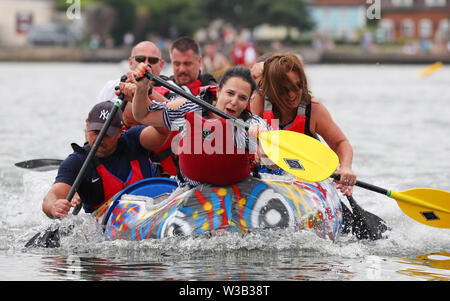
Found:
[133,55,160,64]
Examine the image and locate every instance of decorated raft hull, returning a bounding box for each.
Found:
[93,175,343,241]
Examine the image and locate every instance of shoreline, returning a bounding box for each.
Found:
[1,46,450,64]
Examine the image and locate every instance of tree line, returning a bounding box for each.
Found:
[56,0,314,45]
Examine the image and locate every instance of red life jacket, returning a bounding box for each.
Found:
[154,79,202,97]
[151,84,218,177]
[263,111,306,133]
[94,159,144,209]
[177,111,251,185]
[71,141,148,212]
[262,99,312,136]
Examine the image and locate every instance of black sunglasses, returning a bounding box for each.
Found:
[280,82,303,95]
[133,55,160,64]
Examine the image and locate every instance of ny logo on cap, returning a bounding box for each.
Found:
[99,109,110,120]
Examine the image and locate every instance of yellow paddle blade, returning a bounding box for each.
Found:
[257,130,339,182]
[417,61,443,78]
[392,188,450,228]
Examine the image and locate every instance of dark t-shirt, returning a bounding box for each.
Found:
[55,125,155,211]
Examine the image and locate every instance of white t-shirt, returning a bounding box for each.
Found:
[97,78,120,102]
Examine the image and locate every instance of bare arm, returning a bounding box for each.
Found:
[131,64,166,127]
[249,61,265,117]
[310,98,356,194]
[250,92,264,117]
[139,125,171,152]
[42,183,81,219]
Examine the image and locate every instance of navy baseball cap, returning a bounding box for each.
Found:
[87,101,123,136]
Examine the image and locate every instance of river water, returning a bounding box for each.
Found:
[0,62,449,284]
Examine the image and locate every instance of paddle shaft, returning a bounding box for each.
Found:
[141,71,250,130]
[71,78,128,215]
[332,173,450,215]
[70,99,125,215]
[331,173,388,196]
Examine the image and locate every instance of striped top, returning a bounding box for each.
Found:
[147,98,271,187]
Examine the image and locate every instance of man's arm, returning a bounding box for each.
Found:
[42,182,81,219]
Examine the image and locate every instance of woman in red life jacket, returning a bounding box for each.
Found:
[250,53,356,196]
[131,65,271,188]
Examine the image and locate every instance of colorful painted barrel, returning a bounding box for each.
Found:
[93,175,343,241]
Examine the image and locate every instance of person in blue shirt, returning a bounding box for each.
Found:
[42,101,169,218]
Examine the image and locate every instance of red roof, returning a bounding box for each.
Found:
[309,0,366,6]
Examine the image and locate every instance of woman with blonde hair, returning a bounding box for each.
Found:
[250,53,356,196]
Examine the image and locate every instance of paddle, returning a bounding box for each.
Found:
[137,71,339,183]
[341,195,388,240]
[331,173,450,229]
[417,61,443,78]
[14,159,62,171]
[25,79,128,248]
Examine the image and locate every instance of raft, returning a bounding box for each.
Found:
[93,175,343,241]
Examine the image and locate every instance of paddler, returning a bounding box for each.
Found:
[131,64,271,188]
[42,101,167,218]
[250,53,356,195]
[98,40,167,129]
[116,37,217,178]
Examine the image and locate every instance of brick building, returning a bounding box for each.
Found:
[378,0,450,42]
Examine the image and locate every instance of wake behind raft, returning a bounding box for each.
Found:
[95,174,343,241]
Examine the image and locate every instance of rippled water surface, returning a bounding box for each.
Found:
[0,62,449,282]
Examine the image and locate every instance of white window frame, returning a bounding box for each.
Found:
[402,19,415,38]
[437,19,450,40]
[379,19,395,41]
[424,0,446,7]
[419,19,433,39]
[391,0,413,7]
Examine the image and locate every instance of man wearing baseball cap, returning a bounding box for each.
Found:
[42,101,170,218]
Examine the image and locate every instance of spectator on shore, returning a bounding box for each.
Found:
[230,36,257,68]
[202,40,230,80]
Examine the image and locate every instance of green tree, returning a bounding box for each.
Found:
[138,0,207,37]
[204,0,314,35]
[54,0,314,42]
[108,0,136,45]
